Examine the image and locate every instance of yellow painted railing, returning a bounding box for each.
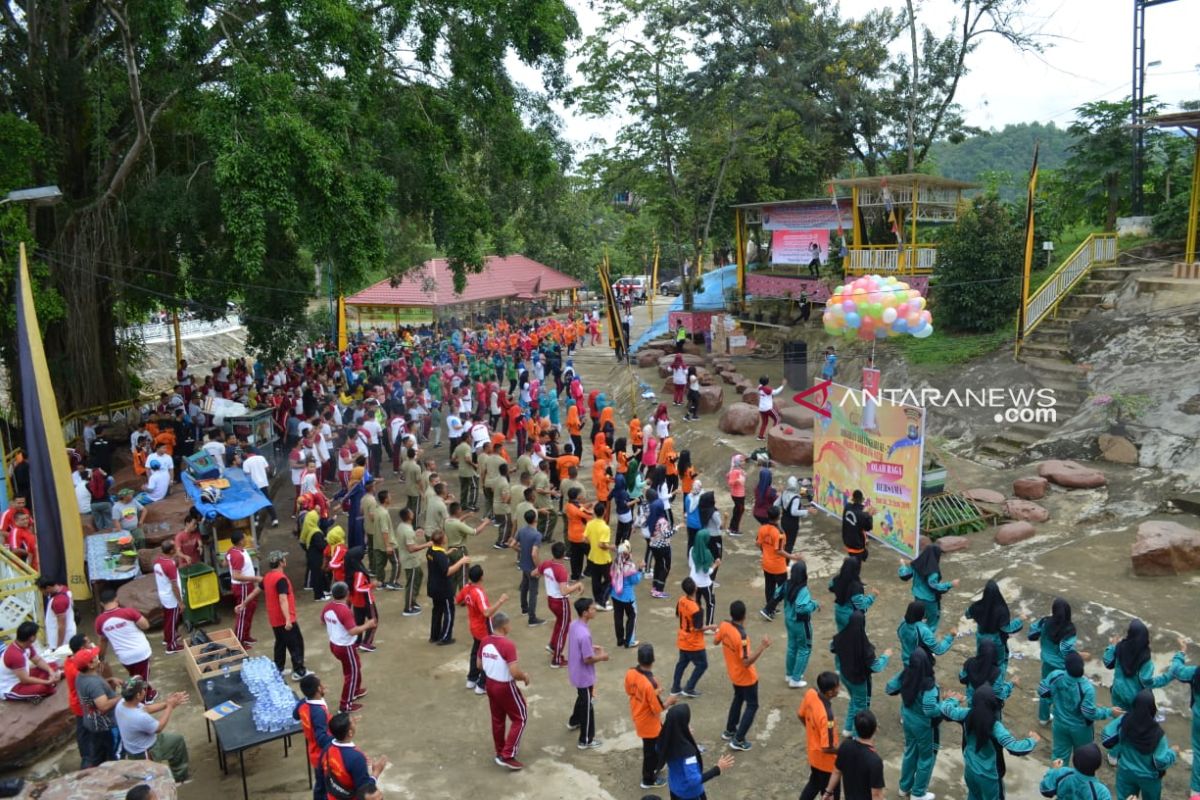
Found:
[845,245,938,275]
[1020,233,1118,347]
[0,545,40,641]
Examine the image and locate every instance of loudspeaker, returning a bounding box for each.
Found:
[782,340,808,391]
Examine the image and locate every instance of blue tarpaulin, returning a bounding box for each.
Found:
[182,468,272,521]
[631,263,738,352]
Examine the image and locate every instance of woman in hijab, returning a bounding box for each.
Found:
[642,426,659,479]
[778,561,819,688]
[885,649,945,800]
[780,476,805,553]
[1038,651,1119,762]
[645,489,674,599]
[608,541,642,648]
[966,580,1024,680]
[657,704,735,800]
[671,353,688,406]
[1102,689,1177,800]
[828,556,876,632]
[898,543,958,631]
[941,684,1039,800]
[1168,639,1200,795]
[683,479,704,551]
[653,403,671,441]
[1103,619,1174,712]
[697,490,722,584]
[830,610,891,736]
[897,600,955,667]
[612,473,634,545]
[659,433,679,495]
[960,639,1014,707]
[324,525,348,586]
[345,545,378,650]
[688,527,719,626]
[726,454,746,536]
[1029,597,1083,726]
[751,464,778,525]
[1038,743,1110,800]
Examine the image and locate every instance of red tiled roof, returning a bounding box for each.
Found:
[345,255,582,308]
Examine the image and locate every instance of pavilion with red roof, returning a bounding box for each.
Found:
[344,254,583,327]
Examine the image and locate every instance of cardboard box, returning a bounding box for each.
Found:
[184,628,247,686]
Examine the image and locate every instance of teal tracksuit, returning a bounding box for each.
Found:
[897,619,953,666]
[831,646,889,733]
[1037,669,1115,761]
[777,585,819,682]
[1101,644,1173,711]
[829,586,875,632]
[1169,652,1200,793]
[965,610,1023,682]
[1101,715,1177,800]
[885,678,943,797]
[1029,617,1078,724]
[941,699,1038,800]
[897,564,953,631]
[1039,766,1114,800]
[959,669,1014,707]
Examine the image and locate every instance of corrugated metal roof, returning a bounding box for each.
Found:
[345,255,582,308]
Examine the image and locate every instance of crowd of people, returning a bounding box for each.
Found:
[3,307,1199,800]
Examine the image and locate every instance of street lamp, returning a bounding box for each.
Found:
[0,185,63,207]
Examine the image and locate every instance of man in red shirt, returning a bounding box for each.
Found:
[237,551,307,680]
[152,541,184,653]
[173,513,203,566]
[4,509,38,572]
[455,564,508,695]
[321,581,375,713]
[535,542,583,668]
[0,496,30,534]
[227,530,262,647]
[94,589,156,701]
[479,611,531,770]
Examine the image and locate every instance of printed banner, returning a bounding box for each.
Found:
[812,383,925,557]
[771,229,830,266]
[351,305,435,328]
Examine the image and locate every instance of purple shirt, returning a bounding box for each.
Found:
[567,619,595,689]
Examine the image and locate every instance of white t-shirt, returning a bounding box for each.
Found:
[243,454,270,488]
[75,479,92,513]
[480,636,517,682]
[655,418,670,439]
[362,419,381,445]
[688,549,713,589]
[153,556,182,609]
[322,602,357,647]
[95,607,153,665]
[145,469,170,502]
[469,422,490,449]
[202,441,226,468]
[757,384,782,412]
[446,415,465,439]
[673,366,688,385]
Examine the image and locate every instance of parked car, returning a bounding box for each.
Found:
[659,277,683,296]
[613,275,648,302]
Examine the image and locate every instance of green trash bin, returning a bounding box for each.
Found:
[180,563,220,629]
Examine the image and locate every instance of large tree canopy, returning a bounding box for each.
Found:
[1,0,578,409]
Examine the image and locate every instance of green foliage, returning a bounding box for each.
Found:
[1153,189,1192,240]
[896,328,1010,368]
[928,123,1073,199]
[932,195,1024,333]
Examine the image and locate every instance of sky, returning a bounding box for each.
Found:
[507,0,1200,151]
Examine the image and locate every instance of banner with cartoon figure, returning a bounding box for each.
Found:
[812,383,925,557]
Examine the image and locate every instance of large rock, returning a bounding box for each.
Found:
[1131,520,1200,576]
[657,353,706,378]
[778,404,817,429]
[0,686,74,769]
[696,384,725,414]
[719,403,761,435]
[116,574,164,627]
[636,348,666,367]
[766,425,814,466]
[21,761,177,800]
[1098,433,1139,465]
[935,535,970,553]
[1013,476,1048,500]
[963,488,1005,504]
[1037,459,1108,489]
[742,388,765,405]
[994,521,1036,546]
[1003,499,1050,523]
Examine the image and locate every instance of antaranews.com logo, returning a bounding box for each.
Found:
[795,382,1058,424]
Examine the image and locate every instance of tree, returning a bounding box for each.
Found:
[1,0,579,409]
[933,195,1023,333]
[1063,98,1162,231]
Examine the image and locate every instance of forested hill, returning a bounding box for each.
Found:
[928,122,1075,199]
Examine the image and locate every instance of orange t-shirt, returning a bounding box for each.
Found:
[799,688,839,772]
[556,454,580,482]
[592,459,612,501]
[757,524,787,575]
[599,406,614,431]
[565,502,591,543]
[715,620,757,686]
[566,405,583,436]
[680,467,697,495]
[624,667,665,739]
[659,438,678,475]
[629,420,643,447]
[676,596,705,652]
[616,451,629,475]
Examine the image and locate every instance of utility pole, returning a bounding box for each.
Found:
[1131,0,1179,216]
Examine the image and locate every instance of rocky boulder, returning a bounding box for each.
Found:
[963,488,1005,504]
[116,574,164,627]
[635,348,666,367]
[1098,433,1139,465]
[696,384,725,414]
[0,688,74,769]
[22,761,177,800]
[766,425,814,466]
[1131,520,1200,576]
[719,403,761,435]
[1003,499,1050,523]
[1012,476,1048,500]
[657,353,706,378]
[1037,459,1107,489]
[778,404,817,429]
[935,535,970,553]
[994,521,1036,546]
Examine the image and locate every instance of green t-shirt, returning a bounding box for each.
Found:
[514,455,534,482]
[401,459,422,497]
[488,476,512,514]
[560,478,584,507]
[397,523,421,569]
[532,472,554,509]
[444,517,475,550]
[453,442,476,478]
[514,501,537,529]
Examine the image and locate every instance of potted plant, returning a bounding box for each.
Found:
[1090,393,1151,435]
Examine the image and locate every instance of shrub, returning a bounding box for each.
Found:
[933,196,1024,333]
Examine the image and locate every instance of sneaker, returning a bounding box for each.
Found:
[271,519,279,527]
[596,604,611,612]
[291,670,309,681]
[626,640,639,648]
[669,690,683,696]
[729,739,752,751]
[680,689,702,698]
[466,680,477,690]
[244,637,259,645]
[164,647,183,655]
[545,645,554,653]
[492,543,507,550]
[549,661,564,669]
[640,777,667,789]
[759,608,774,621]
[358,644,377,653]
[318,593,333,601]
[727,531,743,537]
[342,702,364,712]
[383,583,400,591]
[474,685,486,696]
[435,638,456,646]
[353,690,368,700]
[577,739,603,750]
[787,678,808,688]
[566,721,581,730]
[913,793,936,800]
[412,603,422,611]
[497,756,524,770]
[402,608,422,616]
[528,618,547,627]
[712,581,721,588]
[720,730,735,741]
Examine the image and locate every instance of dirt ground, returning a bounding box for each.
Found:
[24,304,1199,799]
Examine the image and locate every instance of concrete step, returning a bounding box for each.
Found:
[1081,279,1120,292]
[1026,329,1070,346]
[1012,420,1058,435]
[1091,266,1140,280]
[978,440,1023,458]
[1054,306,1091,320]
[994,429,1044,448]
[1019,341,1071,359]
[1062,293,1105,307]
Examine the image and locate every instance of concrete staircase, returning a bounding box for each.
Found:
[977,263,1141,461]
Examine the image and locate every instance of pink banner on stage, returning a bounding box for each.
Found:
[771,229,830,265]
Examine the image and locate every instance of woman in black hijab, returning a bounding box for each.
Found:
[1103,618,1172,712]
[828,556,875,632]
[899,543,956,630]
[1029,597,1080,725]
[960,639,1013,709]
[966,579,1023,680]
[830,609,890,737]
[697,490,722,581]
[885,648,943,800]
[1103,688,1177,799]
[657,704,734,799]
[941,683,1039,800]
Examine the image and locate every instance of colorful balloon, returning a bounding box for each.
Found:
[822,274,933,341]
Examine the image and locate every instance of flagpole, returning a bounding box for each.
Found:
[1016,144,1040,358]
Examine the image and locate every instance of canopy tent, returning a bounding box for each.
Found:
[182,468,272,521]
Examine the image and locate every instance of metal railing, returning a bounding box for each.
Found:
[0,546,39,641]
[846,245,938,274]
[1020,233,1118,345]
[121,314,242,345]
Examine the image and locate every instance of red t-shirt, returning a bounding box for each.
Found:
[5,527,37,570]
[455,583,491,640]
[263,570,296,627]
[64,658,83,716]
[351,571,373,609]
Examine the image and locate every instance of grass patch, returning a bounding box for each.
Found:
[895,327,1011,368]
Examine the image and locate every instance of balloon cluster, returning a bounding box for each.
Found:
[822,274,933,341]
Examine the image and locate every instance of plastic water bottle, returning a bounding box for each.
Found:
[222,662,231,680]
[205,679,214,693]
